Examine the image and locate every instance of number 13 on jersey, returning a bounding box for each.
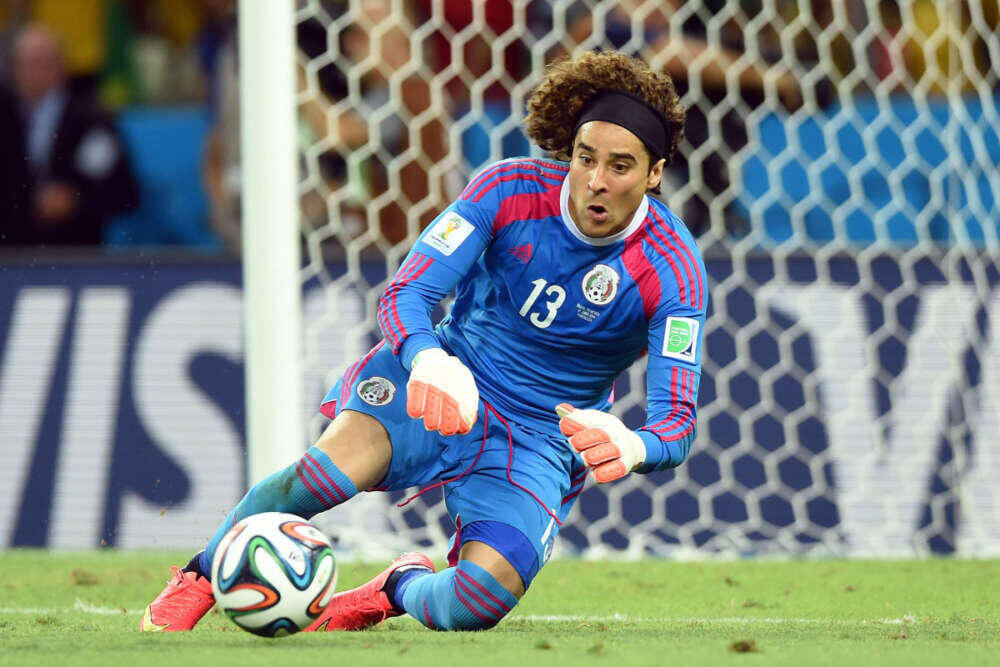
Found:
[518,278,566,329]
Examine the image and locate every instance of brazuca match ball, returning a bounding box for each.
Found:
[210,512,337,636]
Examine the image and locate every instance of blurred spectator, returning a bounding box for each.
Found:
[122,0,206,104]
[200,0,370,253]
[412,0,533,171]
[296,7,370,244]
[0,0,31,86]
[197,0,240,252]
[0,82,30,240]
[205,0,451,254]
[199,0,351,253]
[16,0,109,98]
[878,0,999,95]
[321,0,449,243]
[0,24,138,246]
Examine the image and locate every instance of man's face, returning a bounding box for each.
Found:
[567,121,664,238]
[13,29,64,104]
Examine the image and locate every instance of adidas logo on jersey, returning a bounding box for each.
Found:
[509,244,533,263]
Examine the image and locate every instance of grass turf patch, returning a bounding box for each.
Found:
[0,551,997,667]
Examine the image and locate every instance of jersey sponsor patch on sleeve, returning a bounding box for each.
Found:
[424,211,475,256]
[662,316,700,362]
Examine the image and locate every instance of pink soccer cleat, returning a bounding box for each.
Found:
[139,566,215,632]
[304,552,434,631]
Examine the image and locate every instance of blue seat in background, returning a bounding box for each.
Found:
[739,93,1000,245]
[460,101,531,172]
[106,106,222,250]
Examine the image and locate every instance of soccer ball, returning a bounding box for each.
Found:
[210,512,337,637]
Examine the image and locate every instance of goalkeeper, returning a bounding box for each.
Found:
[140,50,706,632]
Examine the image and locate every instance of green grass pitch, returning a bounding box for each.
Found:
[1,551,997,666]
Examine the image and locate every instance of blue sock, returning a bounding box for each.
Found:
[399,560,518,630]
[199,446,357,578]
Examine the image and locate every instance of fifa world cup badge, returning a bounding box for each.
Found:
[426,211,474,256]
[662,317,700,363]
[582,264,620,306]
[356,377,396,406]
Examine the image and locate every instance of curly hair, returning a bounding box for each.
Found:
[525,51,685,167]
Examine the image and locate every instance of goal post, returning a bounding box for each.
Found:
[239,0,304,485]
[240,0,1000,559]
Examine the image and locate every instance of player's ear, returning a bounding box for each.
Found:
[646,157,665,191]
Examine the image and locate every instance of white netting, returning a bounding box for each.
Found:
[292,0,1000,559]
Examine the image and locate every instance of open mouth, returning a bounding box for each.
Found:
[587,204,608,221]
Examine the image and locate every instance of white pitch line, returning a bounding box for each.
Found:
[516,614,921,625]
[0,604,935,627]
[505,614,921,625]
[0,600,141,616]
[0,607,64,615]
[72,599,138,615]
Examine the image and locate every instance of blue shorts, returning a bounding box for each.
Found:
[321,341,588,587]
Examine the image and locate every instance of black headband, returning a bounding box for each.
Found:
[574,90,668,159]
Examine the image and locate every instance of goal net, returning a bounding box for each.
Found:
[288,0,1000,559]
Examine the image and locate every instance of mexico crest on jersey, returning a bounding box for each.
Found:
[582,264,620,306]
[356,376,396,406]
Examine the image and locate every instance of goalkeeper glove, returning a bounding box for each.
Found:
[407,348,479,436]
[555,403,645,483]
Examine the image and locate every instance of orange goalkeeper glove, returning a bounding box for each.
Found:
[556,403,646,483]
[406,348,479,436]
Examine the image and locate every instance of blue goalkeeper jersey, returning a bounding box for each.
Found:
[377,158,707,471]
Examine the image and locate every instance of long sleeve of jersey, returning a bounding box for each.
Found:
[376,168,507,369]
[636,349,702,471]
[631,223,708,472]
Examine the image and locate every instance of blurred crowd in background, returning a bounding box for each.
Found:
[0,0,235,251]
[0,0,996,254]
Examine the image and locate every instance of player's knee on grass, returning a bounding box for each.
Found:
[402,560,519,631]
[447,560,518,630]
[400,521,541,631]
